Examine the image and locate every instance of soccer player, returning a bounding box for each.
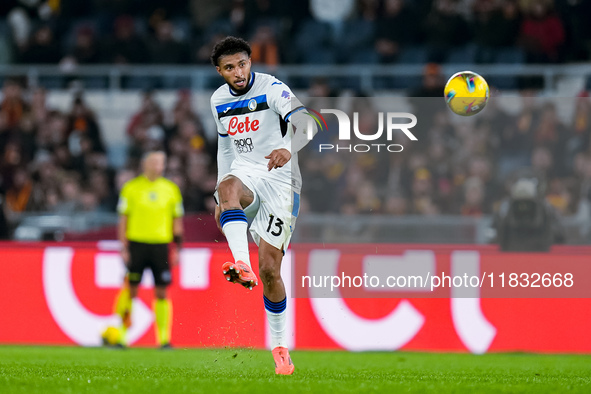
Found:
[114,150,184,348]
[210,37,317,375]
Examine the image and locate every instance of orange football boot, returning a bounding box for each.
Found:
[222,261,258,290]
[272,346,294,375]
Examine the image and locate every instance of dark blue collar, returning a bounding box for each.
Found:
[229,72,255,96]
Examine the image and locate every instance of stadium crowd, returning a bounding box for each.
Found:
[0,80,218,237]
[2,71,591,227]
[0,0,590,67]
[300,72,591,218]
[2,0,591,238]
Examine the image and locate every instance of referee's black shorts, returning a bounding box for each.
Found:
[127,241,171,286]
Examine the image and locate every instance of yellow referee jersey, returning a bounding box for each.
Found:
[117,175,184,244]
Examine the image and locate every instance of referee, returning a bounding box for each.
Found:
[114,150,184,348]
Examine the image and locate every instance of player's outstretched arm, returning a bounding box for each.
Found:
[265,148,291,171]
[289,109,319,152]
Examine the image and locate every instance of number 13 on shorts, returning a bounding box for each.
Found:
[252,190,299,250]
[266,214,284,236]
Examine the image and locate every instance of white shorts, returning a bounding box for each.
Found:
[218,169,300,252]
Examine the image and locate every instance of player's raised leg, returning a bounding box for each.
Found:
[259,239,294,375]
[217,176,258,289]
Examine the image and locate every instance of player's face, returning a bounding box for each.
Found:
[216,52,252,92]
[143,152,166,180]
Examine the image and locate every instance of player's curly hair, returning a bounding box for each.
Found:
[210,36,252,67]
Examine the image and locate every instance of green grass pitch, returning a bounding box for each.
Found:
[1,346,590,393]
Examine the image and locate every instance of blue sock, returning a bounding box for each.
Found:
[220,209,247,227]
[264,295,286,313]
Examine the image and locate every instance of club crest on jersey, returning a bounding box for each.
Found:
[248,99,257,111]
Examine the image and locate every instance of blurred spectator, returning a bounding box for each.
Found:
[12,114,37,164]
[227,0,249,37]
[0,142,24,193]
[53,175,82,212]
[28,154,61,211]
[115,168,136,191]
[190,0,232,30]
[384,192,408,216]
[0,79,29,131]
[460,176,487,216]
[184,151,215,212]
[29,87,50,126]
[0,24,14,64]
[79,188,100,212]
[408,63,447,138]
[519,0,565,62]
[245,0,285,26]
[309,0,355,51]
[409,63,446,97]
[355,180,381,214]
[410,167,438,214]
[6,7,32,51]
[422,0,470,62]
[147,19,190,64]
[34,110,66,154]
[546,177,571,215]
[310,0,355,29]
[566,93,591,167]
[104,15,149,64]
[127,90,164,136]
[338,0,378,64]
[250,25,279,66]
[67,95,106,155]
[530,145,555,180]
[374,0,418,63]
[533,102,568,174]
[0,0,583,66]
[62,26,103,65]
[4,166,32,214]
[166,90,201,134]
[19,25,62,64]
[496,95,539,179]
[0,194,9,238]
[195,32,226,64]
[427,141,454,211]
[126,91,166,164]
[169,119,210,157]
[473,0,522,62]
[560,0,591,61]
[87,169,116,211]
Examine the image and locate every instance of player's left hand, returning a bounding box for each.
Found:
[265,148,291,171]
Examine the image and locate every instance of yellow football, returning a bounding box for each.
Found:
[101,326,121,346]
[444,71,489,116]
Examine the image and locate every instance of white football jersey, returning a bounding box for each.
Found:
[211,72,304,191]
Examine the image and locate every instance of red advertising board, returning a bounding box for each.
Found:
[0,242,590,353]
